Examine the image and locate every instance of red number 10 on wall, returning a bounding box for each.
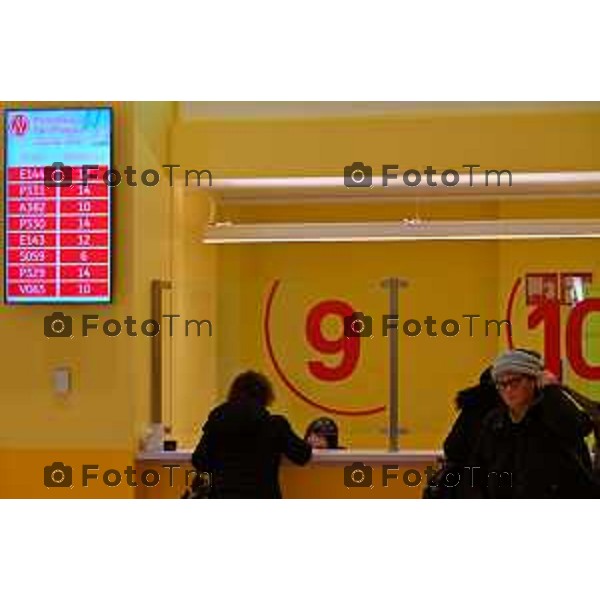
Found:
[530,299,600,380]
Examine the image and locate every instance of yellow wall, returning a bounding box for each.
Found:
[166,188,217,448]
[128,101,178,443]
[171,108,600,176]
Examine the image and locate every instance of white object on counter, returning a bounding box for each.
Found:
[142,423,165,453]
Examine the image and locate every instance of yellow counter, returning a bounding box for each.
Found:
[135,449,443,499]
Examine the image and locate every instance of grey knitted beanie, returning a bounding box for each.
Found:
[491,349,543,381]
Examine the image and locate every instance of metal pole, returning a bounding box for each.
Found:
[150,279,173,424]
[382,277,408,452]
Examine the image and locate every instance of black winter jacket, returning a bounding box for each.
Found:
[469,385,597,498]
[443,375,501,468]
[192,399,312,498]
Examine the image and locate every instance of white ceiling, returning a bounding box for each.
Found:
[179,101,600,120]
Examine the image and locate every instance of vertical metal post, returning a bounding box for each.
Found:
[382,277,408,452]
[151,279,173,424]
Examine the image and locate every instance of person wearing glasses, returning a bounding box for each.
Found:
[429,350,535,499]
[468,349,598,498]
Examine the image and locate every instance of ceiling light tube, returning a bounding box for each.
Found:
[203,219,600,244]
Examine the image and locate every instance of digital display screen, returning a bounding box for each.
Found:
[4,107,112,303]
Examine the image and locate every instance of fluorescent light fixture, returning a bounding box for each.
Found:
[204,219,600,244]
[209,171,600,191]
[194,171,600,204]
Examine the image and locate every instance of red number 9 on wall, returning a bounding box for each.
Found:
[305,300,360,382]
[263,281,385,416]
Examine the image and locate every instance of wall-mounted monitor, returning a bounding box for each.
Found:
[4,107,112,304]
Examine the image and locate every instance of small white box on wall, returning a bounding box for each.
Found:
[53,367,72,395]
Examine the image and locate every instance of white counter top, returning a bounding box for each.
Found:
[137,448,443,465]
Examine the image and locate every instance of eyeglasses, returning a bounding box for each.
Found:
[495,375,527,391]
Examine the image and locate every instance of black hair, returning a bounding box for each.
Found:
[304,417,339,449]
[227,371,274,407]
[479,366,495,389]
[455,366,500,410]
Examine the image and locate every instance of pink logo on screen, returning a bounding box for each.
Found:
[9,114,29,136]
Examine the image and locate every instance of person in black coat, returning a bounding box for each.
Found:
[421,367,502,498]
[560,386,600,474]
[191,371,312,498]
[443,366,501,469]
[469,349,598,499]
[443,349,544,470]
